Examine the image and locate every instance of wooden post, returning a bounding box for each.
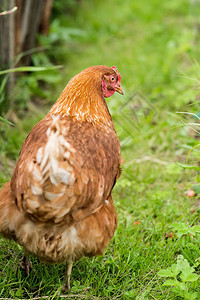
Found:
[0,0,16,91]
[15,0,23,55]
[0,0,54,100]
[20,0,46,65]
[1,0,54,67]
[40,0,54,35]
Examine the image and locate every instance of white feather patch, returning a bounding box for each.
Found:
[27,199,40,209]
[28,163,33,172]
[40,152,49,171]
[36,118,75,187]
[46,127,51,136]
[33,169,42,182]
[50,168,74,186]
[41,162,51,176]
[31,185,43,195]
[59,135,71,149]
[44,191,64,201]
[50,157,58,173]
[64,151,70,159]
[36,147,43,164]
[57,207,70,218]
[58,169,73,185]
[50,174,59,186]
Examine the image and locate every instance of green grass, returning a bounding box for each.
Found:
[1,0,200,298]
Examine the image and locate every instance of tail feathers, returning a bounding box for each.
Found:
[24,117,77,223]
[0,182,22,239]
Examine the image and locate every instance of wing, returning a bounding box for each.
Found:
[11,115,121,224]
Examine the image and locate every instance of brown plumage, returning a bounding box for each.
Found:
[0,65,123,291]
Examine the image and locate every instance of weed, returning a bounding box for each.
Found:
[172,223,200,237]
[158,255,200,299]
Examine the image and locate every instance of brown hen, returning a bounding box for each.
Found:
[0,65,123,291]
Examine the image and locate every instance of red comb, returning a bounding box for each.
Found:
[112,66,121,82]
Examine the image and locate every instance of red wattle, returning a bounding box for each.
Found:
[104,89,116,98]
[102,80,115,98]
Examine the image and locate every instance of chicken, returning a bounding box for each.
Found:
[0,65,123,291]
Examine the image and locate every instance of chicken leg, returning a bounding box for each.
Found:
[19,253,33,276]
[62,259,73,292]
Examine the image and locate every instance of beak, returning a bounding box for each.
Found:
[116,86,124,95]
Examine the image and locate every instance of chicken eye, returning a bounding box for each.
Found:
[110,76,115,82]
